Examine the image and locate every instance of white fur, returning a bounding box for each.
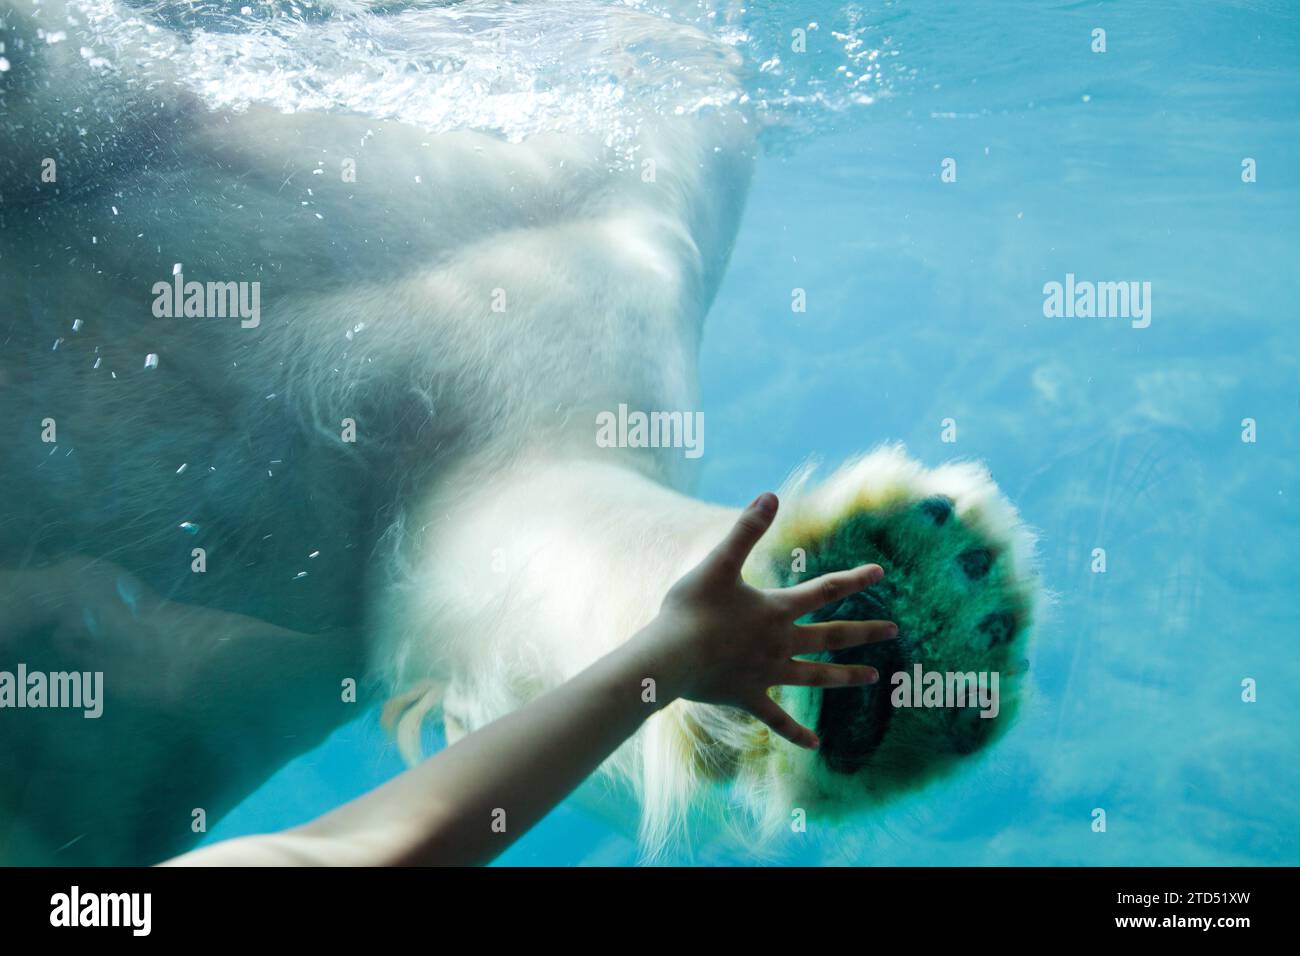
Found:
[1,0,754,857]
[376,445,1041,856]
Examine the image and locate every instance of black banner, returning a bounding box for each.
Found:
[0,866,1290,942]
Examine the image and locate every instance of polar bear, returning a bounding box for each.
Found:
[0,0,1039,864]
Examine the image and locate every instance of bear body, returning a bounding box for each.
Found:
[0,0,754,863]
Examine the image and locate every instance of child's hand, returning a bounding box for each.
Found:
[635,492,897,750]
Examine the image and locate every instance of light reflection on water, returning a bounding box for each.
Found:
[72,0,900,150]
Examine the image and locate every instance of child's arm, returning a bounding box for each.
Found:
[164,492,897,866]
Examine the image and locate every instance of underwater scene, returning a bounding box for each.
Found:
[1,0,1296,868]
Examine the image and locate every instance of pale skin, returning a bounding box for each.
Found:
[164,492,898,866]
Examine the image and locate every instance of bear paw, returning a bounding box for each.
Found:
[740,443,1041,823]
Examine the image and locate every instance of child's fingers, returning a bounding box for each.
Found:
[772,563,883,618]
[781,660,880,688]
[748,694,819,750]
[790,619,898,655]
[701,492,778,580]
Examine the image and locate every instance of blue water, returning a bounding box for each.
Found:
[205,0,1300,865]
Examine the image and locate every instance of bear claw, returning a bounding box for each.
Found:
[916,496,954,526]
[977,611,1017,647]
[956,547,993,580]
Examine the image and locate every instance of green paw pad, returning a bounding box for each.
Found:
[771,493,1034,802]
